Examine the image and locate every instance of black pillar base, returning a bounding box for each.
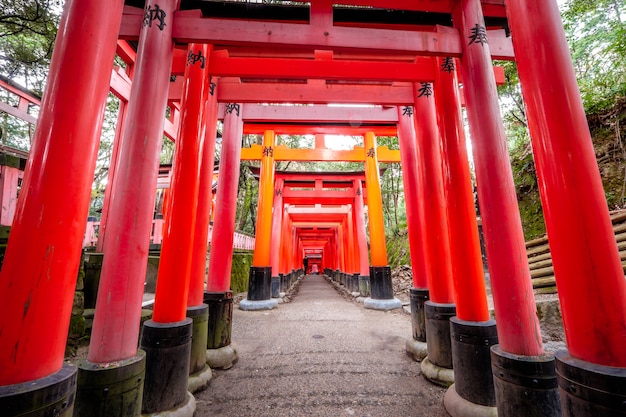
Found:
[271,276,280,298]
[556,350,626,417]
[186,305,209,375]
[491,345,561,417]
[359,275,371,297]
[203,291,233,349]
[140,319,192,414]
[247,266,272,301]
[0,363,77,417]
[278,273,285,292]
[351,273,360,293]
[409,288,429,343]
[369,266,394,299]
[450,318,498,407]
[424,301,456,368]
[74,352,146,417]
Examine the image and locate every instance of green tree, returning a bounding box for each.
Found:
[0,0,61,92]
[562,0,626,112]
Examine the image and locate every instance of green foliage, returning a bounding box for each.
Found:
[386,233,411,269]
[562,0,626,113]
[0,0,61,92]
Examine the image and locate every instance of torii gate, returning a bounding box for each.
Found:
[0,2,623,417]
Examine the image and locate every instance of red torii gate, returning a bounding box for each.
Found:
[0,2,623,417]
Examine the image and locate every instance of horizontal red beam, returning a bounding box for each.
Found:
[244,124,397,136]
[228,103,399,123]
[241,144,401,162]
[120,11,514,59]
[182,52,436,82]
[214,79,414,105]
[283,189,356,199]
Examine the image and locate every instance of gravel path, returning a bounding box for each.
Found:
[196,274,448,417]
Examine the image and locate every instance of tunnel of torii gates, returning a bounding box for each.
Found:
[0,0,625,417]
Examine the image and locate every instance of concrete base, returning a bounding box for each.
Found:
[444,384,498,417]
[421,356,455,387]
[363,297,402,311]
[187,364,212,394]
[141,391,196,417]
[405,338,428,362]
[239,298,279,311]
[206,344,239,370]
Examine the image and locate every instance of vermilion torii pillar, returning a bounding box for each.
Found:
[144,40,212,415]
[453,0,559,414]
[152,42,209,325]
[507,1,626,415]
[353,179,371,296]
[0,1,124,415]
[204,103,243,370]
[188,78,218,387]
[270,178,285,297]
[83,2,181,414]
[397,106,430,362]
[412,82,456,387]
[362,132,402,310]
[241,130,279,311]
[434,56,497,414]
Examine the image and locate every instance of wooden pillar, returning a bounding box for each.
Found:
[507,0,626,369]
[0,0,124,389]
[152,43,211,323]
[453,0,543,356]
[206,104,244,292]
[396,106,428,289]
[188,75,218,307]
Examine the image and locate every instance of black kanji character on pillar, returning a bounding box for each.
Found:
[187,50,206,69]
[209,79,217,96]
[417,83,433,98]
[468,24,488,46]
[402,106,414,117]
[275,189,282,196]
[143,4,167,31]
[441,57,455,73]
[225,103,240,116]
[263,146,274,157]
[356,188,362,196]
[366,147,376,158]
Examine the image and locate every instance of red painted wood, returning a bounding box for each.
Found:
[153,43,210,323]
[96,100,127,252]
[208,54,435,82]
[119,13,514,58]
[413,85,455,304]
[0,0,124,384]
[435,57,489,322]
[188,53,219,308]
[0,166,19,226]
[252,130,277,267]
[226,103,399,123]
[508,0,626,367]
[89,0,179,363]
[396,107,428,289]
[206,105,244,292]
[271,179,285,277]
[454,0,543,356]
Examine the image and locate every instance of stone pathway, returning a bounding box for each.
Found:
[196,275,448,417]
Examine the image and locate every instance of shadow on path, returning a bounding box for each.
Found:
[196,275,448,417]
